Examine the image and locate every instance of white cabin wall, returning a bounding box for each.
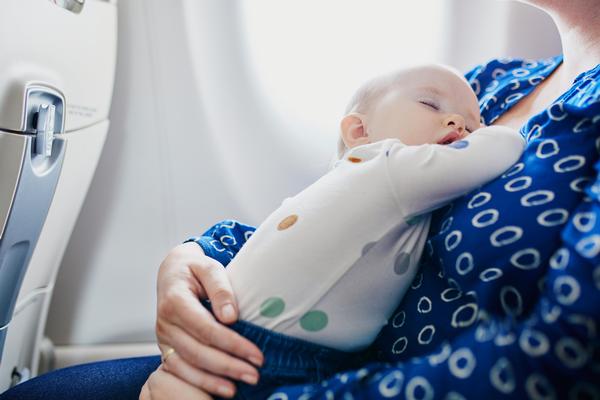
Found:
[46,0,246,344]
[442,0,561,71]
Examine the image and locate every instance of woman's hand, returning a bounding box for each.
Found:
[140,366,213,400]
[153,242,264,397]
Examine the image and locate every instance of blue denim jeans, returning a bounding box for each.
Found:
[0,355,161,400]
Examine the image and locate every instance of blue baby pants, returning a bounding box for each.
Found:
[202,301,361,400]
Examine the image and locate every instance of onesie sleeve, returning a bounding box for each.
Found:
[265,165,600,398]
[183,219,256,267]
[386,126,525,218]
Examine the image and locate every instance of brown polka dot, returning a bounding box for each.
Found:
[278,214,298,230]
[362,241,377,256]
[348,156,362,163]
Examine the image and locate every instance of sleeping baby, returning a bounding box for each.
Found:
[199,64,525,398]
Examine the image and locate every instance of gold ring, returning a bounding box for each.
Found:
[162,347,176,363]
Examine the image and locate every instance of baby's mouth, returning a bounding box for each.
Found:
[437,131,460,145]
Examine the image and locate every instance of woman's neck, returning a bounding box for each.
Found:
[545,2,600,82]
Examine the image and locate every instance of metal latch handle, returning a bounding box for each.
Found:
[35,104,55,157]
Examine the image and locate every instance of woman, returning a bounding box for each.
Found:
[140,0,600,399]
[1,0,598,399]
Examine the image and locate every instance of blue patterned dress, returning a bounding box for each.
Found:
[191,55,600,399]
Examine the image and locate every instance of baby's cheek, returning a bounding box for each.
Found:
[407,128,438,146]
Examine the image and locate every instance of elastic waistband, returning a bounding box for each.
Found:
[202,300,356,375]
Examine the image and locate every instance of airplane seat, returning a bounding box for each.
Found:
[0,0,117,392]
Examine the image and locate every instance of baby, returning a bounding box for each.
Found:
[201,64,525,398]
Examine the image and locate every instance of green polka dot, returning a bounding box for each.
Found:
[394,252,411,275]
[260,297,285,318]
[405,215,422,226]
[300,310,328,331]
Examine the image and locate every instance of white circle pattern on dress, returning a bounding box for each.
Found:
[467,192,492,208]
[525,373,556,400]
[441,287,462,302]
[494,331,516,346]
[378,371,404,397]
[553,155,586,173]
[445,231,462,251]
[510,248,541,270]
[547,101,568,121]
[500,286,523,316]
[536,139,560,159]
[489,357,516,394]
[573,211,596,232]
[575,234,600,258]
[479,268,503,282]
[448,348,476,379]
[537,208,570,227]
[451,303,478,328]
[490,226,523,247]
[553,276,581,305]
[417,325,436,345]
[417,297,433,313]
[504,176,532,192]
[520,190,555,207]
[443,391,466,400]
[455,252,474,275]
[392,311,406,328]
[405,376,434,400]
[392,337,408,354]
[527,124,543,141]
[501,163,524,178]
[519,328,550,357]
[554,337,588,368]
[549,248,569,270]
[569,176,592,192]
[472,209,499,228]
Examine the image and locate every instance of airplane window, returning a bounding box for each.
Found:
[238,0,447,145]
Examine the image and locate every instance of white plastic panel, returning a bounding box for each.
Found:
[0,290,47,391]
[0,133,26,240]
[0,0,117,132]
[17,121,108,297]
[0,121,108,393]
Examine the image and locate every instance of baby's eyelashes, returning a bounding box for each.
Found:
[419,100,440,111]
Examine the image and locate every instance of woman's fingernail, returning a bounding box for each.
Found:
[218,386,234,397]
[248,356,263,367]
[221,304,235,320]
[241,374,258,385]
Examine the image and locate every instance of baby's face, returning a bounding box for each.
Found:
[366,66,481,146]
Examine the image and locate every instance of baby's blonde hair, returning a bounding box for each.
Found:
[334,72,404,161]
[334,64,466,162]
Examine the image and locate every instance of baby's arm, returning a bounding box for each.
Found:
[386,126,525,218]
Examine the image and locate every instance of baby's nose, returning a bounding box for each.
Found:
[443,114,466,135]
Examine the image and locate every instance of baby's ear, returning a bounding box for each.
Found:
[340,113,370,149]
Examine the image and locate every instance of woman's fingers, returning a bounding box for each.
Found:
[188,257,238,324]
[157,286,264,368]
[161,349,242,398]
[161,323,260,384]
[143,367,214,400]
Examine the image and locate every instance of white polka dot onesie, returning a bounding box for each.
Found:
[226,126,525,352]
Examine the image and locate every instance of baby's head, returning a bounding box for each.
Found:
[337,64,481,158]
